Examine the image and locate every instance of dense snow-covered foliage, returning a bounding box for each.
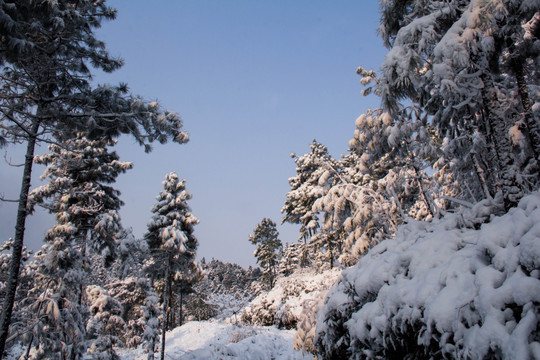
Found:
[192,259,262,321]
[375,0,540,208]
[241,268,341,330]
[282,141,340,267]
[86,285,125,360]
[315,193,540,359]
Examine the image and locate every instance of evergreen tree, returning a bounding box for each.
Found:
[19,133,130,357]
[141,292,160,360]
[144,172,199,360]
[314,105,440,266]
[281,140,338,266]
[376,0,540,208]
[85,285,125,360]
[278,242,303,276]
[249,218,282,288]
[0,2,189,353]
[29,133,131,269]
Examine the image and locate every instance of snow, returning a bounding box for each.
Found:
[316,192,540,359]
[117,321,311,360]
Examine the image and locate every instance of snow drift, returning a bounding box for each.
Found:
[315,193,540,359]
[117,321,311,360]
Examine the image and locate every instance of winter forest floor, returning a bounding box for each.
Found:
[116,321,311,360]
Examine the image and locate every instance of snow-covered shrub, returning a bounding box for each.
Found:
[106,277,150,347]
[86,285,125,359]
[141,293,161,359]
[242,267,341,329]
[315,193,540,359]
[293,299,320,356]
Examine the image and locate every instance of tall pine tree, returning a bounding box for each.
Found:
[249,218,282,288]
[144,172,199,360]
[22,133,131,358]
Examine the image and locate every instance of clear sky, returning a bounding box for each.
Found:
[0,1,387,267]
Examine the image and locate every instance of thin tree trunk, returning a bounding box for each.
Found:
[0,119,40,357]
[471,153,492,200]
[179,292,183,327]
[160,264,170,360]
[412,165,435,217]
[167,287,174,330]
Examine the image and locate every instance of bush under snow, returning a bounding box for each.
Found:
[241,267,341,329]
[315,193,540,359]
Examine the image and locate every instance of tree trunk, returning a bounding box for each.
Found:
[0,119,40,357]
[160,264,170,360]
[167,287,174,330]
[329,240,334,270]
[179,292,183,327]
[413,165,435,217]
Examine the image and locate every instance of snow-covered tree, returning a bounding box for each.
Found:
[376,0,540,208]
[144,172,199,360]
[23,285,86,360]
[141,293,161,360]
[18,133,130,357]
[249,218,282,288]
[85,285,125,360]
[282,140,339,267]
[313,103,441,266]
[30,133,131,269]
[278,242,304,276]
[0,1,189,353]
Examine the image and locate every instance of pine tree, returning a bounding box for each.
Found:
[314,105,439,266]
[281,140,338,267]
[278,242,303,276]
[141,293,160,360]
[30,133,131,269]
[249,218,282,288]
[376,0,540,208]
[85,285,125,360]
[144,172,199,360]
[17,133,131,357]
[0,2,189,353]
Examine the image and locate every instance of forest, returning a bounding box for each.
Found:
[1,0,539,359]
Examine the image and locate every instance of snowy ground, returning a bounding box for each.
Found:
[118,320,313,360]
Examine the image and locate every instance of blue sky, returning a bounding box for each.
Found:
[0,1,387,267]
